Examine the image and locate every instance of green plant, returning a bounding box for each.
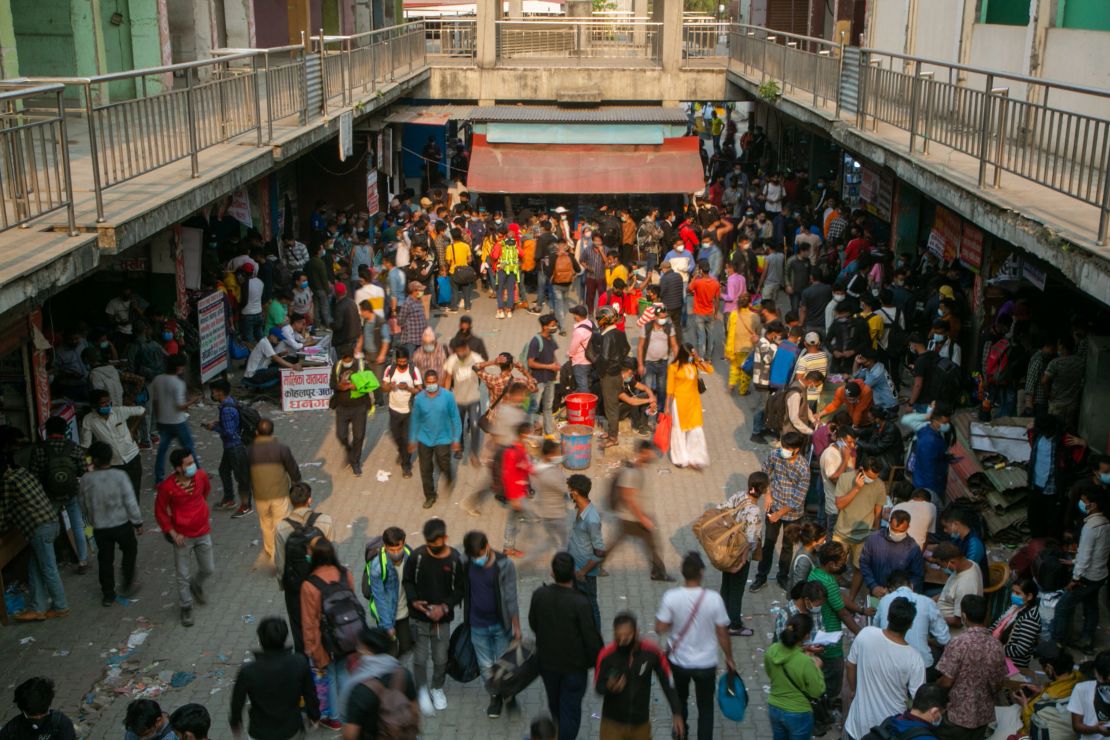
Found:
[592,0,617,11]
[758,79,781,102]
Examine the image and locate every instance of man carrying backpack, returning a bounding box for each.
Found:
[863,683,947,740]
[365,526,413,658]
[247,418,301,561]
[275,482,334,654]
[596,306,631,450]
[205,379,253,518]
[339,627,420,739]
[30,415,89,574]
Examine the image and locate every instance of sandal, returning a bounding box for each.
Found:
[728,626,755,637]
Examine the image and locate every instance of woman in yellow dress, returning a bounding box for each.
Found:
[665,343,714,469]
[725,293,761,395]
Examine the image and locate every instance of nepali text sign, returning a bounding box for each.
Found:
[926,205,962,262]
[367,170,380,217]
[281,367,334,411]
[197,291,229,383]
[959,223,984,273]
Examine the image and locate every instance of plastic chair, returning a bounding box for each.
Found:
[983,562,1012,623]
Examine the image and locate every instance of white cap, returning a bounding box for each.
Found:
[804,331,821,345]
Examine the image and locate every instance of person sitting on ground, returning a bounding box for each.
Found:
[1012,642,1081,739]
[124,698,174,740]
[0,677,77,739]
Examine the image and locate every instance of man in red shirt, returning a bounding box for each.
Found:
[155,448,214,627]
[688,259,721,361]
[843,226,872,267]
[500,422,534,558]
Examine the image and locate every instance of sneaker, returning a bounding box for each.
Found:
[749,433,768,445]
[504,548,525,558]
[506,311,513,319]
[749,576,768,592]
[403,468,413,479]
[319,718,343,731]
[527,305,543,316]
[120,581,141,598]
[430,688,448,711]
[231,504,254,518]
[496,310,504,319]
[728,626,755,637]
[75,562,89,575]
[418,688,435,717]
[214,500,237,511]
[486,695,503,718]
[352,464,363,477]
[189,580,207,605]
[13,610,45,622]
[181,607,194,627]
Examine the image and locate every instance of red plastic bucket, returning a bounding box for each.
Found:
[565,393,598,427]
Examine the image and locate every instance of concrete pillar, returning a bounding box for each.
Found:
[129,0,168,74]
[955,0,976,68]
[655,0,683,98]
[71,0,107,78]
[223,0,255,47]
[476,0,498,71]
[566,0,591,18]
[632,0,648,19]
[0,0,19,79]
[1022,0,1055,105]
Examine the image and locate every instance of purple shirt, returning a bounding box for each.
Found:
[723,273,746,313]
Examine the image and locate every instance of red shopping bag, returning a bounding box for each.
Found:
[653,412,672,455]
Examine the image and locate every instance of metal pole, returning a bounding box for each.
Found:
[993,88,1009,188]
[300,32,309,125]
[84,83,106,222]
[319,32,330,117]
[252,55,263,147]
[977,73,994,188]
[264,51,274,142]
[835,42,844,119]
[812,50,819,107]
[855,51,868,129]
[184,68,200,178]
[908,59,922,153]
[761,35,768,83]
[56,90,77,235]
[1099,128,1110,246]
[343,38,352,105]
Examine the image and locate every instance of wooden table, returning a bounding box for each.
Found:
[0,527,28,625]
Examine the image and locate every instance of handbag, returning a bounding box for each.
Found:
[652,412,672,455]
[717,670,749,722]
[665,588,707,660]
[478,384,510,434]
[697,376,707,394]
[740,351,755,376]
[486,640,540,699]
[781,663,833,731]
[453,265,477,285]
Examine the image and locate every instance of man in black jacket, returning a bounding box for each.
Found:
[229,617,319,739]
[596,306,630,450]
[529,552,604,740]
[329,347,373,477]
[595,611,684,739]
[658,260,686,346]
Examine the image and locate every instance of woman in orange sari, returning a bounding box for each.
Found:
[665,343,714,469]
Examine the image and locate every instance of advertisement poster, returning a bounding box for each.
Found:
[926,206,962,262]
[367,170,379,217]
[280,367,334,411]
[197,291,228,383]
[959,223,984,273]
[339,111,353,162]
[180,226,204,290]
[859,167,894,221]
[227,189,252,228]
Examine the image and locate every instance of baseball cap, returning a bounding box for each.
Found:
[419,196,432,207]
[240,263,254,274]
[553,206,568,214]
[334,282,347,296]
[569,305,588,318]
[938,285,955,300]
[804,331,820,345]
[268,327,284,340]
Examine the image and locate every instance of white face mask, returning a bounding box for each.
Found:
[833,293,846,302]
[675,245,685,252]
[888,530,908,542]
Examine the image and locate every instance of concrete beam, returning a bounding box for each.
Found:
[726,67,1110,307]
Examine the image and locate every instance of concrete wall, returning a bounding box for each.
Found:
[1040,28,1110,120]
[966,22,1028,100]
[866,0,908,55]
[0,0,19,78]
[11,0,78,77]
[913,0,961,70]
[253,0,289,46]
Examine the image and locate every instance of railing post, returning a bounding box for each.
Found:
[908,59,922,154]
[55,89,77,235]
[300,32,309,125]
[977,73,995,188]
[855,51,868,129]
[263,52,274,142]
[760,35,768,82]
[319,33,330,117]
[812,49,819,107]
[993,88,1009,188]
[1099,130,1110,246]
[83,83,106,222]
[252,55,263,147]
[834,42,844,119]
[343,38,352,105]
[184,68,200,178]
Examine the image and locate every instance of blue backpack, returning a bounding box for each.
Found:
[717,670,748,722]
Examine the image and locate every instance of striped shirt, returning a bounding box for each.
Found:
[794,350,829,402]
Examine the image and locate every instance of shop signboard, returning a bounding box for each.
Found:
[367,170,379,217]
[926,206,962,262]
[339,111,353,161]
[227,189,252,228]
[197,291,228,383]
[959,223,984,273]
[859,167,894,221]
[280,367,334,411]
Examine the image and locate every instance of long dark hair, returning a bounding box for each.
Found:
[780,613,813,649]
[675,342,696,366]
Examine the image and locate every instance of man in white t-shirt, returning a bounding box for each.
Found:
[381,348,423,479]
[933,541,983,632]
[891,488,937,550]
[151,354,198,484]
[1067,651,1110,739]
[239,264,265,344]
[820,425,856,538]
[844,598,926,740]
[655,552,736,740]
[244,329,299,385]
[442,338,484,463]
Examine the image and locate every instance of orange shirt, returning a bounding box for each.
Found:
[689,276,721,316]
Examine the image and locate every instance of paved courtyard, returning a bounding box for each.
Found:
[2,294,788,739]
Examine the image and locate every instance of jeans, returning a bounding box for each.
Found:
[388,410,412,472]
[218,444,252,505]
[240,312,264,344]
[470,623,512,688]
[643,251,659,273]
[540,668,588,740]
[503,498,536,550]
[27,521,67,613]
[174,534,215,608]
[417,443,453,503]
[457,401,482,457]
[62,496,88,562]
[751,388,770,435]
[1052,577,1105,644]
[693,313,716,360]
[758,515,798,582]
[571,364,591,393]
[532,381,556,435]
[553,285,572,329]
[310,658,349,721]
[313,288,333,326]
[720,563,751,629]
[155,421,199,485]
[450,276,475,310]
[768,705,814,740]
[335,403,368,469]
[583,275,605,316]
[535,268,550,309]
[642,359,668,408]
[671,664,717,740]
[94,523,138,600]
[575,576,602,633]
[412,620,451,689]
[496,270,518,310]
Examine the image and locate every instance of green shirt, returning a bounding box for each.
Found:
[265,300,287,333]
[764,642,827,714]
[809,568,844,658]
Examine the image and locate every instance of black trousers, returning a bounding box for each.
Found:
[599,373,622,439]
[671,664,717,740]
[218,444,252,505]
[284,584,305,654]
[720,563,751,629]
[757,515,798,581]
[94,523,138,600]
[417,443,452,502]
[1027,489,1062,540]
[334,403,369,468]
[114,455,142,501]
[389,409,412,472]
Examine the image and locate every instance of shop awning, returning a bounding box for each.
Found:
[466,134,705,194]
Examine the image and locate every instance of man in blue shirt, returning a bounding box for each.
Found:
[853,347,898,412]
[206,379,252,516]
[566,474,605,632]
[859,511,926,597]
[911,403,953,501]
[408,370,462,509]
[874,571,950,671]
[768,325,803,389]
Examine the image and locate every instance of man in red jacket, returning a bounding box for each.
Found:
[155,448,214,627]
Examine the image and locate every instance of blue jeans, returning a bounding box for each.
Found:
[28,521,67,613]
[240,312,264,343]
[532,381,556,435]
[643,359,669,406]
[768,705,814,740]
[470,623,512,684]
[310,658,350,721]
[540,668,588,740]
[693,313,716,359]
[574,575,601,633]
[155,421,199,484]
[553,284,572,329]
[496,270,518,310]
[571,364,591,393]
[62,496,88,563]
[457,401,482,457]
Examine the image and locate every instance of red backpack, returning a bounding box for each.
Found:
[985,339,1011,385]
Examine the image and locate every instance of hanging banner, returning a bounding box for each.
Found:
[29,311,52,435]
[859,167,894,221]
[1022,260,1047,291]
[926,206,962,262]
[227,189,253,228]
[959,223,984,273]
[367,170,380,217]
[380,127,393,176]
[339,111,354,162]
[280,367,334,411]
[197,291,229,382]
[172,227,189,320]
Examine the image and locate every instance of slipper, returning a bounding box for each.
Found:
[729,627,755,637]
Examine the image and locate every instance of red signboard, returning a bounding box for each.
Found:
[959,223,984,273]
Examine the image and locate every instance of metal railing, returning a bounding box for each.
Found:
[496,19,662,63]
[424,17,477,59]
[682,21,731,67]
[313,23,427,115]
[0,83,76,234]
[729,25,842,109]
[214,43,309,140]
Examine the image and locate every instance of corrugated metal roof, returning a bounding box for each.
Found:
[468,105,688,124]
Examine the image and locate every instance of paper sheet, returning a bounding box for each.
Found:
[969,421,1031,462]
[810,630,843,646]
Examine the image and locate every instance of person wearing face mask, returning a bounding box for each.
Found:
[859,509,925,600]
[718,472,770,637]
[1011,644,1080,739]
[874,571,949,678]
[771,581,827,643]
[1053,489,1110,653]
[273,482,334,653]
[364,526,412,658]
[724,293,761,396]
[932,542,983,631]
[833,456,892,604]
[408,370,461,510]
[910,403,954,505]
[637,304,679,406]
[807,542,869,700]
[154,449,214,627]
[81,388,146,498]
[934,594,1007,739]
[763,612,827,739]
[872,683,949,740]
[412,327,446,383]
[751,432,810,592]
[990,578,1041,671]
[1067,650,1110,740]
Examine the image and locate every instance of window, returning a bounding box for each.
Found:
[980,0,1030,26]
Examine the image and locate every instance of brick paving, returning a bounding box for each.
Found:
[0,293,786,739]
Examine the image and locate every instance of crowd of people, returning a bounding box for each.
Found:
[1,105,1108,740]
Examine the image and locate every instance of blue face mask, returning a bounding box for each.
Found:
[300,280,309,289]
[942,567,954,576]
[97,406,112,416]
[1100,473,1110,485]
[425,383,439,394]
[1078,500,1089,515]
[162,331,173,341]
[183,463,197,478]
[1010,593,1025,608]
[938,422,951,433]
[473,553,489,567]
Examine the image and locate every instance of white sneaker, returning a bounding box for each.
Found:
[418,687,435,717]
[496,309,504,319]
[430,687,448,711]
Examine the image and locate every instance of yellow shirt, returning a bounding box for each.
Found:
[862,311,884,349]
[446,241,470,274]
[605,264,629,289]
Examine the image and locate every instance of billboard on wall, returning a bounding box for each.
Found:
[197,291,228,383]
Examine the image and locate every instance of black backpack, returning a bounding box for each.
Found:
[308,568,367,659]
[933,355,964,405]
[41,443,80,504]
[763,383,804,437]
[880,307,908,361]
[236,402,261,445]
[584,328,603,365]
[282,512,324,591]
[859,717,935,740]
